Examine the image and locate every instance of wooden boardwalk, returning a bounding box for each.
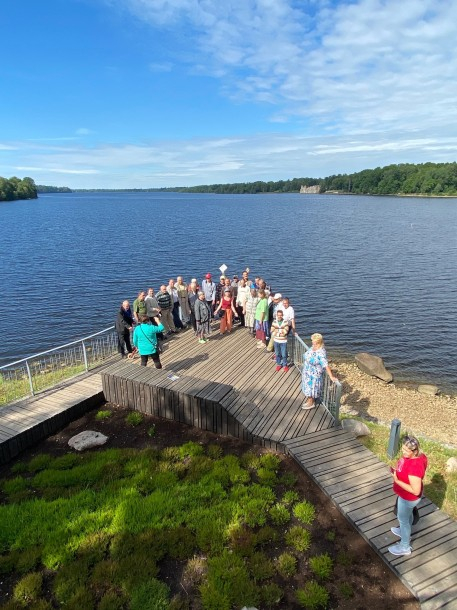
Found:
[1,324,457,608]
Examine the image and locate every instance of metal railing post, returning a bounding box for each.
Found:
[81,340,89,372]
[25,360,35,396]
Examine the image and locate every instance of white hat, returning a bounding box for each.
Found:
[273,293,282,299]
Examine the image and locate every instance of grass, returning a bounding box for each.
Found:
[342,415,457,519]
[0,441,349,609]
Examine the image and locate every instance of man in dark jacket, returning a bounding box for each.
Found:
[115,300,134,357]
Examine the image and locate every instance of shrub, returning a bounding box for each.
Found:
[296,581,329,609]
[281,490,299,505]
[276,552,297,578]
[166,527,196,560]
[256,467,278,487]
[95,409,112,421]
[147,425,156,437]
[309,553,333,580]
[269,503,291,526]
[98,591,127,610]
[254,526,278,547]
[285,526,311,552]
[27,454,52,472]
[13,572,42,605]
[0,552,18,574]
[10,461,27,474]
[279,471,297,487]
[200,550,260,610]
[248,552,275,581]
[207,444,223,459]
[325,530,336,542]
[293,501,316,525]
[130,579,170,610]
[261,582,283,607]
[258,454,281,470]
[16,546,42,573]
[53,560,89,603]
[339,582,354,599]
[182,555,207,590]
[240,450,260,470]
[125,412,143,426]
[179,441,204,458]
[2,476,28,496]
[227,526,256,556]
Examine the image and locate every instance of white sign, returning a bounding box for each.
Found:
[219,264,227,274]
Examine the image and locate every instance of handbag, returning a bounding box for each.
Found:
[255,327,266,342]
[393,497,420,525]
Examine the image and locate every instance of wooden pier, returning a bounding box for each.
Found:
[1,324,457,608]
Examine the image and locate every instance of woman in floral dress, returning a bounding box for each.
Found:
[301,333,338,409]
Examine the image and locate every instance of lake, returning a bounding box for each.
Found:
[1,192,456,393]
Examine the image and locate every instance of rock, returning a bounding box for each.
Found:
[68,430,108,451]
[341,419,371,437]
[355,352,393,383]
[445,457,457,473]
[418,384,439,396]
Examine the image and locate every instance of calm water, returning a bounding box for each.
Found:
[1,192,456,392]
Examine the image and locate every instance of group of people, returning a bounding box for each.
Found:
[114,269,339,410]
[114,269,428,559]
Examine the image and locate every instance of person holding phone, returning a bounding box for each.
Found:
[388,435,428,556]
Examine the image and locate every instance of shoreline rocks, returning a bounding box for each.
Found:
[355,352,393,383]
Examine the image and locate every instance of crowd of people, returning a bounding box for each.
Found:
[115,268,337,410]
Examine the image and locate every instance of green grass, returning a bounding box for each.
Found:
[343,415,457,519]
[0,438,410,609]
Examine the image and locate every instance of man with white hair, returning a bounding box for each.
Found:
[276,297,296,334]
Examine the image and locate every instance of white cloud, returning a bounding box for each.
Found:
[75,128,92,135]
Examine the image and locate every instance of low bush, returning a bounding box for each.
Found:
[285,526,311,552]
[95,409,112,421]
[276,552,297,578]
[339,582,354,599]
[248,551,275,581]
[13,571,42,605]
[293,500,316,525]
[296,580,329,609]
[27,454,52,472]
[309,553,333,580]
[125,412,143,426]
[269,502,291,526]
[281,490,299,505]
[261,582,283,607]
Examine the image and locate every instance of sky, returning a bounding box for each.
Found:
[1,0,457,189]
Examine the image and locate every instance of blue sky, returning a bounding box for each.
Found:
[1,0,457,188]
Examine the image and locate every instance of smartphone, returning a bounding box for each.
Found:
[390,466,395,474]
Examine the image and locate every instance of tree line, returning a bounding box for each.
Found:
[0,177,37,201]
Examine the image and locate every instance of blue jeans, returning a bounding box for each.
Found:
[274,341,288,367]
[397,496,421,548]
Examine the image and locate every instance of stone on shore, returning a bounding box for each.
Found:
[418,384,440,396]
[341,418,371,437]
[446,458,457,473]
[68,430,108,451]
[355,352,393,383]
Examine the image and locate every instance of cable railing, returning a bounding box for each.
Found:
[0,327,118,406]
[287,333,342,421]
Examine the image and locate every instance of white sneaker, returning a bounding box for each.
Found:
[388,543,411,556]
[391,527,401,538]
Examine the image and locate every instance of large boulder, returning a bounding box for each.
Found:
[418,384,440,396]
[341,419,371,437]
[355,352,393,383]
[68,430,108,451]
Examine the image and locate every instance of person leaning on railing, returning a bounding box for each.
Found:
[301,333,338,410]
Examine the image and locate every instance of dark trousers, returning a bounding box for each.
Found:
[117,331,132,356]
[172,302,184,328]
[140,352,162,368]
[236,305,245,326]
[190,310,197,332]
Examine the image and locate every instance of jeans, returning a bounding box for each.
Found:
[397,496,421,548]
[274,341,288,367]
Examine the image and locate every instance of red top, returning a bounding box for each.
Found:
[393,453,428,501]
[221,297,232,310]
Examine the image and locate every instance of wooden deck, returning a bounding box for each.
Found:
[1,324,457,608]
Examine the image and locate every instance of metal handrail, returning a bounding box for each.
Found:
[0,326,115,370]
[0,326,118,405]
[288,333,342,421]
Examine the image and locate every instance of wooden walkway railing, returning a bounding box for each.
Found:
[1,324,456,608]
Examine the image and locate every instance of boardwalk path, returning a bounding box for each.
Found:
[1,325,457,608]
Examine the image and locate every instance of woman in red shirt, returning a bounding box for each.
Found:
[388,435,427,556]
[215,288,237,335]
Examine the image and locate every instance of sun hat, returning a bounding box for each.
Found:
[273,293,282,299]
